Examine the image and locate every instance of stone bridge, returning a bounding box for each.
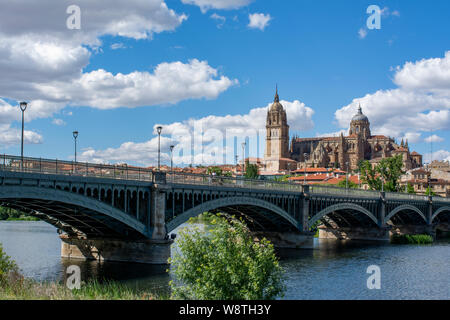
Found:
[1,155,449,264]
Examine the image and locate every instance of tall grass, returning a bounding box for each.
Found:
[0,243,161,300]
[391,234,433,244]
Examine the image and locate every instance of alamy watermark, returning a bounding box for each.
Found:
[66,265,81,289]
[366,265,381,289]
[366,5,382,30]
[66,5,81,30]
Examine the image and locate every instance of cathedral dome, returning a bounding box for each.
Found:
[351,105,368,122]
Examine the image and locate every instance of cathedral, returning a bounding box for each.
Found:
[264,89,423,172]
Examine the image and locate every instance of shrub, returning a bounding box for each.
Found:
[169,213,285,300]
[0,244,18,285]
[391,234,433,244]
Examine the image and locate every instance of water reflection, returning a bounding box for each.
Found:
[1,221,449,300]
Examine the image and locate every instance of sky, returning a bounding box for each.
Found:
[0,0,449,167]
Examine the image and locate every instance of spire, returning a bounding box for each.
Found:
[274,84,279,103]
[401,138,404,147]
[358,103,362,114]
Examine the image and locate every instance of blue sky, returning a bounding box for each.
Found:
[0,0,449,166]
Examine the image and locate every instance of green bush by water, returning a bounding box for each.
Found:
[391,234,433,244]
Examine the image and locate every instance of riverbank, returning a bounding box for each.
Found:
[0,207,39,221]
[0,276,161,300]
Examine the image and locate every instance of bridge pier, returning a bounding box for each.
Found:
[60,235,173,264]
[252,231,314,249]
[318,226,390,241]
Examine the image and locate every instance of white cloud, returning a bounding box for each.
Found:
[210,13,226,28]
[79,99,315,166]
[358,28,367,39]
[34,59,238,109]
[52,119,66,126]
[182,0,252,13]
[424,135,444,143]
[0,125,43,147]
[423,150,450,163]
[335,51,450,140]
[0,1,239,148]
[248,13,272,31]
[110,43,127,50]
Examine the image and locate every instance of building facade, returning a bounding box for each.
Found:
[264,89,423,172]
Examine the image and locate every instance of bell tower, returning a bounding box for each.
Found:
[264,87,289,170]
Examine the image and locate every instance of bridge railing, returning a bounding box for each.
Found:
[0,154,155,182]
[166,172,305,192]
[384,192,429,201]
[308,185,380,198]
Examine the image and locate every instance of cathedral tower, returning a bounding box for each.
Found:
[264,87,289,170]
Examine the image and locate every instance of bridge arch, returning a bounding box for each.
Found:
[386,204,427,224]
[0,185,147,238]
[432,206,450,223]
[308,203,378,229]
[166,196,299,233]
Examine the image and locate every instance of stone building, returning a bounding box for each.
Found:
[263,89,423,172]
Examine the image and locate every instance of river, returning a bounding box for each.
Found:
[0,221,449,299]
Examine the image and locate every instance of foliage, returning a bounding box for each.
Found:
[0,244,18,286]
[425,186,436,196]
[169,213,285,300]
[359,155,405,192]
[391,234,433,244]
[407,183,416,194]
[0,207,39,221]
[244,161,259,179]
[273,175,291,182]
[336,178,359,189]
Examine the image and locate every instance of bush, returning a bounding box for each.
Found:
[0,244,18,285]
[169,213,285,300]
[391,234,433,244]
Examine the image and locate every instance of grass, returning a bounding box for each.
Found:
[5,216,40,221]
[0,275,162,300]
[0,243,161,300]
[391,234,433,244]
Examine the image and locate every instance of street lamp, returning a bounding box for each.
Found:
[303,153,308,185]
[241,142,246,177]
[345,161,349,189]
[19,101,28,169]
[170,145,175,173]
[72,131,79,163]
[156,126,162,171]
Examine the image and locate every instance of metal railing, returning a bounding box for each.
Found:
[384,192,429,201]
[0,154,443,201]
[0,154,154,182]
[166,171,304,192]
[309,185,381,198]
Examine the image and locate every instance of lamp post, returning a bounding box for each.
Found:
[241,142,246,177]
[72,131,79,163]
[170,145,175,173]
[303,153,308,185]
[19,102,28,169]
[345,161,349,189]
[157,126,162,171]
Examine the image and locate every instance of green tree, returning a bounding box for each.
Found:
[0,244,17,285]
[169,213,285,300]
[207,166,223,176]
[244,162,259,179]
[336,178,359,189]
[425,186,436,196]
[407,183,416,194]
[359,155,405,192]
